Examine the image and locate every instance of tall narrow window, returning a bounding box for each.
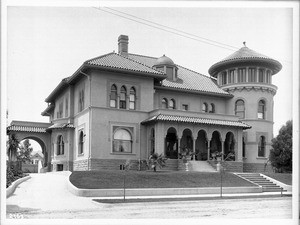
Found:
[110,84,117,108]
[169,99,176,109]
[238,68,246,82]
[65,98,69,117]
[259,69,264,82]
[202,103,208,113]
[120,86,127,109]
[248,68,256,82]
[150,128,155,155]
[78,89,84,112]
[79,131,84,154]
[235,100,245,118]
[57,101,63,118]
[258,136,266,157]
[221,71,227,85]
[258,100,266,119]
[228,70,235,84]
[129,87,136,110]
[57,135,64,155]
[266,70,271,83]
[162,98,168,109]
[113,129,132,153]
[209,103,215,113]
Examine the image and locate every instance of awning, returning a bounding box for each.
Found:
[141,114,251,129]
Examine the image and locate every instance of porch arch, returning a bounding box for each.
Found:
[224,132,236,161]
[7,121,52,170]
[165,127,178,159]
[210,131,222,159]
[195,130,208,161]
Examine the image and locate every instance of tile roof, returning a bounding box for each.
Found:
[7,125,47,133]
[128,53,231,96]
[47,123,75,130]
[141,114,251,129]
[85,52,166,76]
[209,47,282,76]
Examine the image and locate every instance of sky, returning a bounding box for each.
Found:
[5,2,295,150]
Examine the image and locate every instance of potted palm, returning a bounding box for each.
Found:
[147,153,167,172]
[179,146,194,171]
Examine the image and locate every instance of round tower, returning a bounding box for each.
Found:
[208,43,282,172]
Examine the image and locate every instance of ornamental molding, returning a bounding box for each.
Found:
[224,85,276,95]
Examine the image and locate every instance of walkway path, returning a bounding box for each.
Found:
[6,172,292,219]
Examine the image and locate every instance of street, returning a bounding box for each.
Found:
[6,172,292,219]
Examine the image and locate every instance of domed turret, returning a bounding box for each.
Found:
[153,55,178,81]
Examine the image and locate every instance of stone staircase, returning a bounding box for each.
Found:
[235,173,286,192]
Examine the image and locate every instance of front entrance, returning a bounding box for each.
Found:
[195,130,208,161]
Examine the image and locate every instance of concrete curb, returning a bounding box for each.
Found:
[67,177,263,197]
[6,175,31,198]
[260,173,292,192]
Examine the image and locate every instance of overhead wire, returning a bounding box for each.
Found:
[92,6,238,52]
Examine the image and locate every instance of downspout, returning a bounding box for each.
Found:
[80,70,92,170]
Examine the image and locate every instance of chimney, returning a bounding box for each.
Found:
[118,35,129,56]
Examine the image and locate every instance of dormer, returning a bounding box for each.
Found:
[153,55,178,81]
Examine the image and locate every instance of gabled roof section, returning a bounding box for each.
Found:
[128,53,231,97]
[84,52,166,78]
[45,78,69,103]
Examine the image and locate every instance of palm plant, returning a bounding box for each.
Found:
[147,153,167,172]
[7,134,20,163]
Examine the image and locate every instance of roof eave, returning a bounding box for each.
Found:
[84,63,167,80]
[154,85,233,98]
[45,80,69,103]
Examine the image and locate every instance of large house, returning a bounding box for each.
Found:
[8,35,282,173]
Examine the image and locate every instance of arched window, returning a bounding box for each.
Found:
[129,87,136,110]
[79,131,84,154]
[110,84,117,108]
[209,103,215,113]
[258,136,266,157]
[202,103,208,113]
[162,98,168,109]
[235,100,245,118]
[120,86,127,109]
[169,99,176,109]
[57,135,64,155]
[258,100,266,119]
[113,129,132,153]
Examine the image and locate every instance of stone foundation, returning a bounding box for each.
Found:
[208,160,243,172]
[73,159,89,171]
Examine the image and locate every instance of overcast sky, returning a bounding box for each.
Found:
[5,3,294,145]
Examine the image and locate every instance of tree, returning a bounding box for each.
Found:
[269,120,292,173]
[17,139,33,163]
[7,133,20,162]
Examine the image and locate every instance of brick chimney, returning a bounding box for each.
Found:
[118,35,129,56]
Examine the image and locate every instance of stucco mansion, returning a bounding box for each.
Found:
[7,35,282,173]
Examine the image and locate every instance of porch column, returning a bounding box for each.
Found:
[193,138,196,161]
[221,141,225,161]
[207,139,211,160]
[178,137,181,159]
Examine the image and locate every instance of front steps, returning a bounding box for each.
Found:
[188,161,217,172]
[235,173,286,192]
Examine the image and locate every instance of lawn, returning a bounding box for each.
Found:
[263,173,292,185]
[70,170,256,189]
